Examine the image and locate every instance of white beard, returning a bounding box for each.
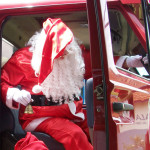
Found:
[41,39,85,104]
[27,29,47,76]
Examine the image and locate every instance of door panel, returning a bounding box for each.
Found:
[86,0,113,149]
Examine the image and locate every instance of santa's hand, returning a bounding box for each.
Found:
[12,89,31,106]
[126,55,143,68]
[143,55,148,64]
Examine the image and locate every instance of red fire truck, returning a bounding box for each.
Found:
[0,0,150,150]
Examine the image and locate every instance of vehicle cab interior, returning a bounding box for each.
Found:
[1,11,91,150]
[0,2,149,150]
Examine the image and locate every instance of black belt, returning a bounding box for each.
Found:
[31,95,79,106]
[31,95,60,106]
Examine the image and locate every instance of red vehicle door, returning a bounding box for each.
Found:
[86,0,150,150]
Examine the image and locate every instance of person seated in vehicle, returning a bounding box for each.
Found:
[114,54,146,69]
[82,45,147,80]
[1,18,93,150]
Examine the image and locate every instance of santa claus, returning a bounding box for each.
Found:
[1,18,93,150]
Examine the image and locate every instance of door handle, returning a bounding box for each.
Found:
[113,102,134,112]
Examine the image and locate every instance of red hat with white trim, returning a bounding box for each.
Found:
[32,18,73,93]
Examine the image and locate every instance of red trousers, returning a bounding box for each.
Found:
[35,117,93,150]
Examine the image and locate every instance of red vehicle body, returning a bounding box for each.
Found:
[0,0,150,150]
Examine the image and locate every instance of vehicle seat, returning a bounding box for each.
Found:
[85,78,94,128]
[0,102,65,150]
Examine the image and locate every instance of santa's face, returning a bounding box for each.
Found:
[59,49,69,59]
[29,28,85,103]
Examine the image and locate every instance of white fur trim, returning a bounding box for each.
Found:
[24,117,50,132]
[32,85,42,93]
[116,55,129,68]
[68,102,85,120]
[6,88,20,109]
[24,102,84,131]
[28,29,46,75]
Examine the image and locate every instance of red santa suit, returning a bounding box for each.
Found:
[15,132,49,150]
[1,18,93,150]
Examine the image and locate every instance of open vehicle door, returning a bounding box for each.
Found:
[86,0,150,149]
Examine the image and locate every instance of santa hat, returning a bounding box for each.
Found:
[32,18,73,93]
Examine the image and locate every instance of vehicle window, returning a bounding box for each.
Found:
[109,9,148,77]
[1,38,15,67]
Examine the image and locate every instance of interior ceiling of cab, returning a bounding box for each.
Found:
[2,9,140,56]
[2,11,90,50]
